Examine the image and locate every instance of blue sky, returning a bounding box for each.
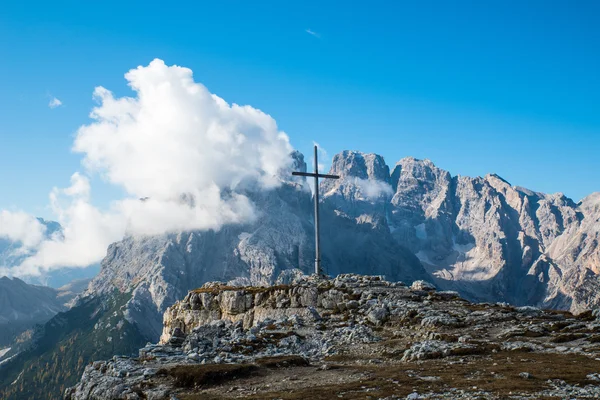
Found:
[1,0,599,218]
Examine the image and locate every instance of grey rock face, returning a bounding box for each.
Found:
[84,152,427,341]
[321,151,393,219]
[387,157,599,313]
[83,149,600,345]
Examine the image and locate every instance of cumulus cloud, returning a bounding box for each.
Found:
[1,59,294,278]
[48,97,63,108]
[15,174,126,276]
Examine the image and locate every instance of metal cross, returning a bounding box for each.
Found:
[292,145,339,276]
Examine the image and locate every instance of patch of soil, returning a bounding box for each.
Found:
[255,355,310,368]
[160,364,259,388]
[179,351,600,399]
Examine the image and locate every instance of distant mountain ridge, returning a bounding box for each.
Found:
[1,149,598,400]
[0,277,90,349]
[82,149,600,341]
[0,277,63,326]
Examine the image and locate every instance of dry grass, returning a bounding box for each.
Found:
[549,333,585,343]
[575,310,595,321]
[159,364,258,388]
[588,334,600,343]
[255,355,310,368]
[179,351,600,400]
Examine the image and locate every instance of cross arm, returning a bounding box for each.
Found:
[292,172,340,179]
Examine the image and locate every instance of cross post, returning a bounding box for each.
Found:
[292,145,340,276]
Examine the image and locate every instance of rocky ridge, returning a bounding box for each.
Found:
[4,149,600,400]
[82,151,427,342]
[325,152,600,314]
[77,150,600,347]
[67,274,600,399]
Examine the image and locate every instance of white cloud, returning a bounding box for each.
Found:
[0,211,46,248]
[48,97,63,109]
[1,59,294,278]
[15,174,126,276]
[354,178,394,200]
[305,29,321,39]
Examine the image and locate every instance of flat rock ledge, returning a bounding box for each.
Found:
[66,274,600,400]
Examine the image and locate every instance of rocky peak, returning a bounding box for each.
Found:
[390,157,452,211]
[287,150,308,186]
[327,150,390,181]
[290,150,307,173]
[320,151,393,219]
[581,192,600,215]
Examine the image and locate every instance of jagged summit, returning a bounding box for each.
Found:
[326,150,390,180]
[484,172,512,187]
[581,192,600,207]
[78,148,599,348]
[394,155,436,165]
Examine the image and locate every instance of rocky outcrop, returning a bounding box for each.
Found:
[321,151,393,218]
[158,274,394,344]
[66,275,600,400]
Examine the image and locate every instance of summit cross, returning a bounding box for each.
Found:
[292,145,340,276]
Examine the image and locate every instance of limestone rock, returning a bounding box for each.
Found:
[66,274,600,400]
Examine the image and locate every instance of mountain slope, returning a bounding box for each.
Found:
[0,277,64,325]
[1,148,598,400]
[0,277,65,347]
[0,276,92,357]
[385,156,600,311]
[83,151,427,341]
[0,293,146,400]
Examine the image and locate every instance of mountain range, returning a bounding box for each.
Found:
[0,277,90,351]
[0,149,599,399]
[85,149,600,342]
